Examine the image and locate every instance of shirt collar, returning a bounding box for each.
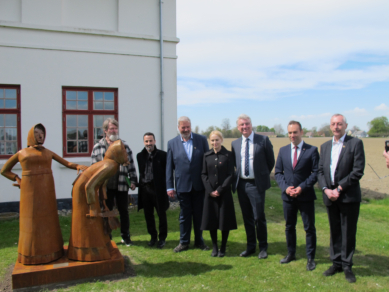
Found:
[242,131,254,142]
[180,132,193,142]
[332,133,346,144]
[291,140,304,149]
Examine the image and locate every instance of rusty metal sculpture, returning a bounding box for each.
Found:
[68,139,129,262]
[0,124,88,265]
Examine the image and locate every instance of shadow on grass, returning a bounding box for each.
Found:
[133,260,233,278]
[353,254,389,277]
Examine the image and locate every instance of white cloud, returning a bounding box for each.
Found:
[344,107,369,116]
[375,103,389,110]
[289,113,331,120]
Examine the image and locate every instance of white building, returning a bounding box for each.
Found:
[0,0,178,210]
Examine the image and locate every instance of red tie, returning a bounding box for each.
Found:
[293,146,298,169]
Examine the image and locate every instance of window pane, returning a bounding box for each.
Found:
[93,115,104,127]
[5,115,16,127]
[104,92,114,101]
[0,142,4,154]
[67,128,77,140]
[0,129,3,140]
[5,99,17,109]
[94,102,103,110]
[67,141,77,153]
[6,142,17,154]
[78,91,88,100]
[66,91,77,100]
[94,92,103,101]
[78,115,88,127]
[78,141,88,153]
[0,89,3,98]
[94,127,104,140]
[0,100,3,109]
[78,128,88,140]
[104,102,114,110]
[67,115,77,127]
[0,114,3,127]
[5,89,16,99]
[77,101,88,110]
[5,128,17,141]
[66,101,77,109]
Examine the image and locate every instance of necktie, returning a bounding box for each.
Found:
[245,138,250,176]
[293,146,298,169]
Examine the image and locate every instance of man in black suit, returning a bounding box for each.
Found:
[275,121,319,271]
[137,132,169,249]
[231,114,275,259]
[318,114,365,283]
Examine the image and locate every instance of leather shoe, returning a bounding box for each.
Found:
[218,251,225,257]
[173,243,189,253]
[306,259,316,271]
[195,243,210,251]
[258,250,268,259]
[323,265,343,276]
[344,267,356,283]
[211,250,218,257]
[157,240,166,249]
[240,250,255,257]
[148,238,157,247]
[280,253,296,264]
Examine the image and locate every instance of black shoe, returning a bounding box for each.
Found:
[195,243,210,251]
[121,238,133,246]
[174,243,189,253]
[306,259,316,271]
[218,251,225,257]
[157,240,166,249]
[148,238,157,247]
[240,250,255,257]
[280,253,296,264]
[344,267,356,283]
[258,250,268,259]
[323,265,343,276]
[211,250,218,257]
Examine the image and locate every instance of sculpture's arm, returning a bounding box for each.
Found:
[0,153,21,188]
[52,152,88,173]
[85,163,112,205]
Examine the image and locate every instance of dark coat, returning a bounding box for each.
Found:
[275,142,319,202]
[136,147,169,212]
[201,146,237,231]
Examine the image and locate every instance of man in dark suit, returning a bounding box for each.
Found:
[275,121,319,271]
[166,116,210,252]
[137,132,169,249]
[231,114,275,259]
[318,114,365,283]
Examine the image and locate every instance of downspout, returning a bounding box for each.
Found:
[159,0,164,150]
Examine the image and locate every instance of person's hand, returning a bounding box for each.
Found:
[383,150,389,169]
[76,165,88,174]
[286,186,295,196]
[13,176,22,188]
[325,188,339,201]
[130,183,136,191]
[293,186,302,196]
[167,190,176,198]
[210,191,220,197]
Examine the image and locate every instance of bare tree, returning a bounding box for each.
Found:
[194,125,200,133]
[318,123,331,137]
[221,119,231,131]
[273,124,285,136]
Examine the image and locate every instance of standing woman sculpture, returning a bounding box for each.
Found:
[0,124,88,265]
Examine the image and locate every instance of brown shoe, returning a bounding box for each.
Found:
[173,243,189,253]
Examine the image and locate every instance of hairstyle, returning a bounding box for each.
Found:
[178,116,191,126]
[288,120,302,131]
[209,130,223,140]
[34,124,46,136]
[236,114,252,126]
[102,118,119,132]
[331,114,347,124]
[143,132,155,140]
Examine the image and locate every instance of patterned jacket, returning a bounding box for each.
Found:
[91,138,138,192]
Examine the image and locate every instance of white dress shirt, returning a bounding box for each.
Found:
[330,134,346,185]
[240,131,255,179]
[290,140,304,165]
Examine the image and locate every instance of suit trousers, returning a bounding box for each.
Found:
[177,189,205,245]
[326,201,360,268]
[141,184,168,241]
[106,189,130,239]
[283,200,316,259]
[237,179,268,251]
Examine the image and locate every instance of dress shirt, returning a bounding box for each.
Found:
[240,131,255,179]
[330,134,346,185]
[181,133,193,162]
[290,140,304,165]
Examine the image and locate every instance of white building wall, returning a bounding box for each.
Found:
[0,0,178,203]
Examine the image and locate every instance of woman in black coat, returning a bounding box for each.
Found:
[201,130,237,257]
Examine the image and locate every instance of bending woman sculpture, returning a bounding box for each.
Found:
[0,124,88,265]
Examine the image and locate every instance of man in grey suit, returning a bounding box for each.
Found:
[166,116,210,252]
[318,114,365,283]
[231,114,275,259]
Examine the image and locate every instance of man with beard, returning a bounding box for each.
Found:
[166,116,210,252]
[91,118,138,246]
[136,132,169,248]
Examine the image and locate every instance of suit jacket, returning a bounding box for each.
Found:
[166,133,210,193]
[231,133,275,193]
[318,135,365,206]
[136,147,169,212]
[275,142,319,202]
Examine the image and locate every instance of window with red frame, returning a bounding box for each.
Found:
[62,87,118,157]
[0,85,21,158]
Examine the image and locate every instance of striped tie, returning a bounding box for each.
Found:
[245,138,250,176]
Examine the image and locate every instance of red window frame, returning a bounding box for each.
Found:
[62,87,118,157]
[0,85,21,159]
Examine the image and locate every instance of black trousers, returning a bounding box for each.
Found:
[106,189,130,239]
[141,184,168,241]
[326,201,360,268]
[237,179,267,252]
[283,200,316,259]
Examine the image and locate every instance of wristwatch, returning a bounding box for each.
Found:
[337,186,342,193]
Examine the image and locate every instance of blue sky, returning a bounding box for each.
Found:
[176,0,389,133]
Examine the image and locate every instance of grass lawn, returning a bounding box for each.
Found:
[1,182,389,291]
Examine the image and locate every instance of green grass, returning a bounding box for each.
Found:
[1,183,389,291]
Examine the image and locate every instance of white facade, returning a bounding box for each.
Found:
[0,0,178,203]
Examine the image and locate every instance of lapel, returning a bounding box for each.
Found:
[176,135,191,163]
[285,144,293,169]
[325,140,332,183]
[235,137,243,170]
[336,135,349,166]
[191,134,198,163]
[294,142,307,169]
[253,133,259,156]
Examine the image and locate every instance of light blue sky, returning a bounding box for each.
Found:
[176,0,389,133]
